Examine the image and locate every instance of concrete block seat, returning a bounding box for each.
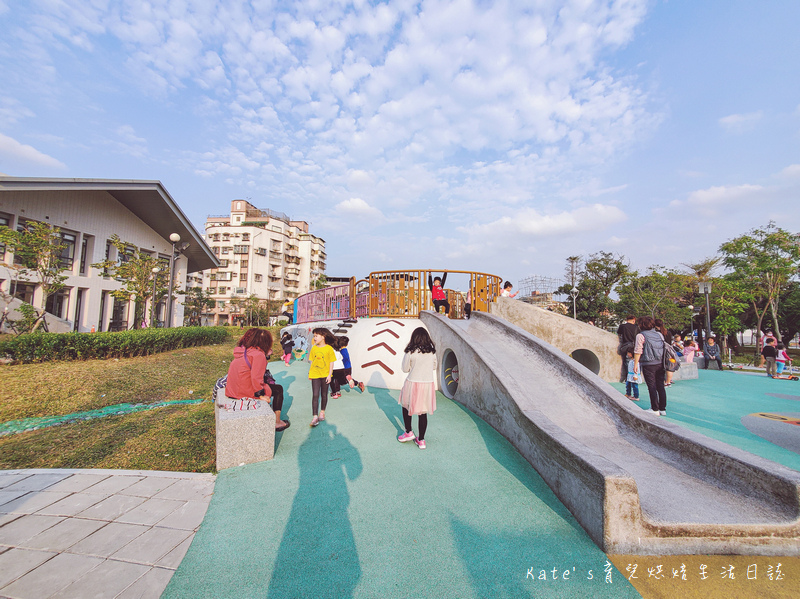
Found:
[672,358,699,380]
[422,311,800,555]
[214,387,275,471]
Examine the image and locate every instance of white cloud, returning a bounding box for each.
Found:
[718,111,763,131]
[670,184,766,217]
[0,133,66,170]
[334,197,384,220]
[460,203,627,240]
[778,164,800,179]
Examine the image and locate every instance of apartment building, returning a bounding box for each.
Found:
[202,200,326,325]
[0,178,217,332]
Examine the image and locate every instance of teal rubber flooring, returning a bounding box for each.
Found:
[163,360,640,598]
[614,368,800,472]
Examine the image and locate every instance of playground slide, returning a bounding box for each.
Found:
[421,311,800,555]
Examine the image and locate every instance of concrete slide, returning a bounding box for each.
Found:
[422,310,800,556]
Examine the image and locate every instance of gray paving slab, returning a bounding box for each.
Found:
[115,497,183,526]
[35,492,110,517]
[155,500,210,531]
[67,522,149,558]
[156,536,193,569]
[0,489,28,507]
[83,475,144,495]
[0,490,72,514]
[0,511,23,528]
[153,478,215,502]
[21,517,108,552]
[115,566,174,599]
[2,472,70,493]
[0,547,57,588]
[111,527,193,566]
[0,514,64,545]
[0,470,215,597]
[0,552,104,599]
[77,494,147,521]
[49,558,150,599]
[46,473,112,494]
[0,474,31,490]
[118,477,179,498]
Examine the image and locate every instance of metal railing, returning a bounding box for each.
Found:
[295,270,502,324]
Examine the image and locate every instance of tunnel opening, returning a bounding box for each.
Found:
[570,348,601,375]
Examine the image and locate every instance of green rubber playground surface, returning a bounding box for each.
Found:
[163,360,639,599]
[613,368,800,472]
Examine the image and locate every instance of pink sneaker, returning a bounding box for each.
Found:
[397,431,415,443]
[310,416,319,427]
[414,438,426,450]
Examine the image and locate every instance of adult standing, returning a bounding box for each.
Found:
[633,316,667,416]
[617,315,640,383]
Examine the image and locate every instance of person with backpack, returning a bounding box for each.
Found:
[632,316,668,416]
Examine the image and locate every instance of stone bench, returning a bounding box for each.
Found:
[672,358,699,380]
[214,387,275,470]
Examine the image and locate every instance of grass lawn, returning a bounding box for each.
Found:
[0,326,285,473]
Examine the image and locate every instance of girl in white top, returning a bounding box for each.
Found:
[397,327,437,450]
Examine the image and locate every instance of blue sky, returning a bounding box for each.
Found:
[1,0,799,289]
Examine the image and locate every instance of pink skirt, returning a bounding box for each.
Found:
[398,380,436,415]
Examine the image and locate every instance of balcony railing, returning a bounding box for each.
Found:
[295,269,502,323]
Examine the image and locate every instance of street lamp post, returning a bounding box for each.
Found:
[570,286,578,319]
[166,233,182,327]
[699,281,712,344]
[687,304,693,340]
[150,266,160,327]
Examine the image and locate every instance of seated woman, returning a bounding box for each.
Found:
[225,328,290,431]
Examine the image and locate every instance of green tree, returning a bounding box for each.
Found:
[0,220,69,331]
[777,281,800,346]
[557,252,629,326]
[181,287,215,326]
[91,235,168,328]
[616,266,692,329]
[719,222,800,345]
[709,276,751,354]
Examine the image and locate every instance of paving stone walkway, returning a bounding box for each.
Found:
[0,469,214,598]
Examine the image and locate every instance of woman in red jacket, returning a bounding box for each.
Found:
[225,328,290,431]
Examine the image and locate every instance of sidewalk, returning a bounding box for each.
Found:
[0,469,214,598]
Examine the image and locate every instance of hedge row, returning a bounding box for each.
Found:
[0,327,230,364]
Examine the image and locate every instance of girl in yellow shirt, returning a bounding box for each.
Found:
[308,328,336,427]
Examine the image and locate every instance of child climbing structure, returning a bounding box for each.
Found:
[286,268,800,556]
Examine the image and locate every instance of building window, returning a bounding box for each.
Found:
[14,282,35,304]
[45,288,70,318]
[254,247,266,256]
[219,259,229,267]
[59,232,77,270]
[239,272,247,281]
[212,272,232,281]
[240,260,248,268]
[208,287,217,294]
[221,247,230,254]
[242,233,250,241]
[0,214,9,256]
[217,300,226,308]
[212,247,220,255]
[79,236,91,275]
[254,274,262,282]
[233,245,249,254]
